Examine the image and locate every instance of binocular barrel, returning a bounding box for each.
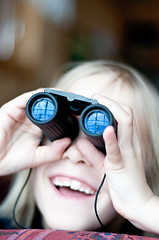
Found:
[26,92,79,141]
[26,90,117,153]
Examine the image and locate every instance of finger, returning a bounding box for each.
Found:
[76,138,105,174]
[103,126,124,171]
[1,88,44,121]
[0,89,44,140]
[33,138,71,167]
[93,94,137,159]
[121,104,142,160]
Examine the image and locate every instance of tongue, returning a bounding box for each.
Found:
[59,187,89,197]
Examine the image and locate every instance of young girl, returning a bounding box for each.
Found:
[0,60,159,237]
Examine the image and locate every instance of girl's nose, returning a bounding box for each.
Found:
[62,141,91,166]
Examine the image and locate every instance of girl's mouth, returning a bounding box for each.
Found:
[50,176,97,198]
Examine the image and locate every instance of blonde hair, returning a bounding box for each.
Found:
[1,60,159,229]
[0,170,35,228]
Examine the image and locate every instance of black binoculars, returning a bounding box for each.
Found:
[26,88,117,153]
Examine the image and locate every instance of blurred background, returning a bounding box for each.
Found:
[0,0,159,106]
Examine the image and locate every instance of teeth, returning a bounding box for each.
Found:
[63,180,70,187]
[70,180,81,190]
[79,187,84,192]
[52,177,95,195]
[85,188,91,194]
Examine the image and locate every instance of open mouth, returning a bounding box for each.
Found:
[50,176,97,197]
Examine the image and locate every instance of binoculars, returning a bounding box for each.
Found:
[26,88,117,153]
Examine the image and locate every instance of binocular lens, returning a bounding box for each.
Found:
[84,110,109,134]
[31,98,56,122]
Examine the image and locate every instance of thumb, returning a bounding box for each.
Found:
[33,138,71,167]
[103,126,124,171]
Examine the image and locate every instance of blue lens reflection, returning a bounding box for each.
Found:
[31,98,55,121]
[84,110,109,134]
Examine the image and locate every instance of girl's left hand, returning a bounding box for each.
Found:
[77,93,158,234]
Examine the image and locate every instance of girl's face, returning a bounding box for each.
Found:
[32,72,139,230]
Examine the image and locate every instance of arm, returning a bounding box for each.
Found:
[0,90,71,176]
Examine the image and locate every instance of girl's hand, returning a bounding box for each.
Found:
[77,93,159,234]
[94,93,159,234]
[0,90,71,176]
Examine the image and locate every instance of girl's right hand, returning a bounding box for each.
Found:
[0,90,71,176]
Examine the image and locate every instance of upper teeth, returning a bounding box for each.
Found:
[52,177,96,195]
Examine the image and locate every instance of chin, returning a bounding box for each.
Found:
[41,204,119,231]
[44,219,100,231]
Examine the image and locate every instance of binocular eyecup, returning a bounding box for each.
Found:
[26,89,117,153]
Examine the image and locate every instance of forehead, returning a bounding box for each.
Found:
[67,72,132,105]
